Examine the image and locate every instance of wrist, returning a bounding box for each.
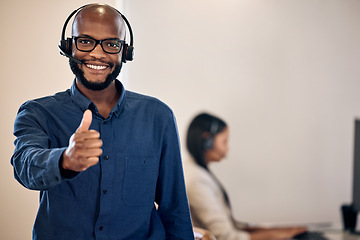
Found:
[59,151,78,179]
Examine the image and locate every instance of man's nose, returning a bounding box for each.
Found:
[89,43,107,57]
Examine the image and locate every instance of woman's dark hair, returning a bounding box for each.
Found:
[186,112,227,170]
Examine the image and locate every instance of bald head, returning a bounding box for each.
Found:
[72,4,126,40]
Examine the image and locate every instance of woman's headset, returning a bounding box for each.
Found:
[58,4,134,63]
[203,119,219,150]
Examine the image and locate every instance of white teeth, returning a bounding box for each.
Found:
[86,64,107,70]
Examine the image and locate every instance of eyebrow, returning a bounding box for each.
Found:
[74,34,122,41]
[75,34,93,38]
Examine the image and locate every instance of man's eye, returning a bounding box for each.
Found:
[78,39,92,44]
[107,42,120,49]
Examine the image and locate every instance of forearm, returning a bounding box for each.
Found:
[11,104,72,190]
[11,146,66,190]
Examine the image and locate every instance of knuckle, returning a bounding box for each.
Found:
[98,149,103,156]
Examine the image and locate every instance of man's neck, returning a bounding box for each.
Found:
[76,80,121,118]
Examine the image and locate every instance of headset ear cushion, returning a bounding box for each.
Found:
[203,138,214,150]
[126,45,134,61]
[59,40,67,55]
[66,38,73,54]
[59,38,72,55]
[122,44,134,62]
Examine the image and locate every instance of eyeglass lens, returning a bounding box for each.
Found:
[75,37,123,54]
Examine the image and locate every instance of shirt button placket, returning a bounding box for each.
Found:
[96,119,113,238]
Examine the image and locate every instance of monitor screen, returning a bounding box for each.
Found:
[352,119,360,211]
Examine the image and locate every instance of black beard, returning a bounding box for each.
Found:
[69,59,122,91]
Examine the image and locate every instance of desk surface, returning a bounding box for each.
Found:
[323,230,360,240]
[260,222,360,240]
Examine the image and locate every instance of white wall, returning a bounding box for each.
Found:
[1,0,360,239]
[121,0,360,226]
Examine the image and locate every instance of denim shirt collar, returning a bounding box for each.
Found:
[70,79,126,118]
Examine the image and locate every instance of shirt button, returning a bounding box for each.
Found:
[103,190,108,194]
[99,226,103,231]
[104,155,109,160]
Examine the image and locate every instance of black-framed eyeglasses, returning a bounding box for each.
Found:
[73,36,125,54]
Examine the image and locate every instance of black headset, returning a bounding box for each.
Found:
[203,119,219,150]
[58,4,134,63]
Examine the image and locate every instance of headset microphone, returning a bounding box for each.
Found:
[58,45,83,65]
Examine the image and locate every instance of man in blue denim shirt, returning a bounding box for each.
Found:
[11,4,194,240]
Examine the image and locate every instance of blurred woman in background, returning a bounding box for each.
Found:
[183,113,307,240]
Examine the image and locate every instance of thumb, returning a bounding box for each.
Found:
[77,109,92,132]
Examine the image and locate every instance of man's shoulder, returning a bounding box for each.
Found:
[126,90,164,103]
[20,89,71,110]
[125,90,172,113]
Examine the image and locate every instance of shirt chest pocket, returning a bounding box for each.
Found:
[122,156,159,206]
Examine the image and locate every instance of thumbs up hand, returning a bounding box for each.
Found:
[77,109,93,133]
[62,110,103,172]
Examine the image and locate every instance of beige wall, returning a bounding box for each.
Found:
[0,1,116,239]
[1,0,360,239]
[122,0,360,226]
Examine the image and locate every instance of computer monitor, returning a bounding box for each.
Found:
[353,119,360,213]
[341,119,360,233]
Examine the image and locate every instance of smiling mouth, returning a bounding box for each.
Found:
[85,64,108,70]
